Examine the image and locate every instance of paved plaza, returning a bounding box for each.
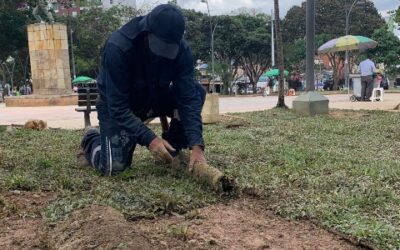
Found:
[0,93,399,129]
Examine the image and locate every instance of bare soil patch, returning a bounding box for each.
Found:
[137,198,364,250]
[0,191,57,250]
[329,110,368,119]
[0,193,365,250]
[219,114,250,129]
[43,205,157,250]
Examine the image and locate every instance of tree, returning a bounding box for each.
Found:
[285,34,332,72]
[284,38,306,72]
[283,0,385,89]
[183,10,272,95]
[235,14,271,93]
[56,6,141,77]
[283,0,385,43]
[274,0,286,108]
[0,3,31,86]
[181,9,209,64]
[394,3,400,23]
[370,26,400,75]
[212,15,243,95]
[214,60,235,95]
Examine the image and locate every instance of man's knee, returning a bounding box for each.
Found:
[106,161,128,176]
[99,159,130,176]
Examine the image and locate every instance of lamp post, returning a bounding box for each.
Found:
[344,0,365,93]
[60,0,77,79]
[70,27,76,79]
[201,0,216,92]
[200,0,220,123]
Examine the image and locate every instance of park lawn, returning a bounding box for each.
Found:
[0,109,399,249]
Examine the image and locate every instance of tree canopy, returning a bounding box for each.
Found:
[57,6,141,77]
[183,9,271,94]
[1,1,396,93]
[395,3,400,23]
[282,0,385,42]
[0,2,32,85]
[370,26,400,75]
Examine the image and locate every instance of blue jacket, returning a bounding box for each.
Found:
[97,16,204,148]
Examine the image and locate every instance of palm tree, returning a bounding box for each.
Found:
[274,0,287,108]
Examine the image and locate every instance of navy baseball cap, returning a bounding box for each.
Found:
[146,4,185,60]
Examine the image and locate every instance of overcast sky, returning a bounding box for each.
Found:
[136,0,399,17]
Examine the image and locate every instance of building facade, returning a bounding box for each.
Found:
[48,0,81,16]
[102,0,136,9]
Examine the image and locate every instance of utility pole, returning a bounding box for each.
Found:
[345,0,364,93]
[293,0,329,115]
[305,0,315,91]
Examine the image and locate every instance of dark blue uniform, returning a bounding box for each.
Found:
[81,16,206,175]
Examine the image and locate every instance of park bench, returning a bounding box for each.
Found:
[75,87,98,127]
[75,86,170,132]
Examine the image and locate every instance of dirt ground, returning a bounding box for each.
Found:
[0,191,366,250]
[329,110,369,119]
[0,191,57,250]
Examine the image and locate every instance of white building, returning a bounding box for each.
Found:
[103,0,136,9]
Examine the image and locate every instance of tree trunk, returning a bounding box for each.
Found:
[328,53,344,91]
[274,0,287,108]
[0,64,7,83]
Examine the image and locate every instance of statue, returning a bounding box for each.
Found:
[32,0,54,23]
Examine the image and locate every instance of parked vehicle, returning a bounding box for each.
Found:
[395,78,400,88]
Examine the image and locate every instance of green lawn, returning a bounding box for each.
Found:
[0,109,399,249]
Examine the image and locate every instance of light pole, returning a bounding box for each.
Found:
[70,27,76,79]
[344,0,365,93]
[305,0,315,91]
[5,56,15,93]
[201,0,216,93]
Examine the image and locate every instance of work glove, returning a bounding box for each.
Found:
[148,137,175,164]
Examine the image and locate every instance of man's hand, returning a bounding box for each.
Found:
[189,145,207,172]
[148,137,175,164]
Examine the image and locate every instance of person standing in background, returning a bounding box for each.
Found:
[358,55,376,101]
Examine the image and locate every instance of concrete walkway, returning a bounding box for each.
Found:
[0,93,399,129]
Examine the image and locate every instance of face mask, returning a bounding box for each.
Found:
[144,39,161,63]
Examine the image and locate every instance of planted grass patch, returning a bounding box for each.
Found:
[0,109,399,248]
[0,128,219,222]
[206,109,400,249]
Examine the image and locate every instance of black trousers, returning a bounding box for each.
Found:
[81,83,206,176]
[361,75,373,100]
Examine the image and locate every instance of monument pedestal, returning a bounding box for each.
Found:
[6,23,73,107]
[292,92,329,116]
[4,94,77,107]
[201,93,220,124]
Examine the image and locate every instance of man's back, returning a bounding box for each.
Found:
[359,59,375,76]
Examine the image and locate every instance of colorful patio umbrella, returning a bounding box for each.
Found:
[264,69,289,77]
[72,76,95,85]
[318,35,377,53]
